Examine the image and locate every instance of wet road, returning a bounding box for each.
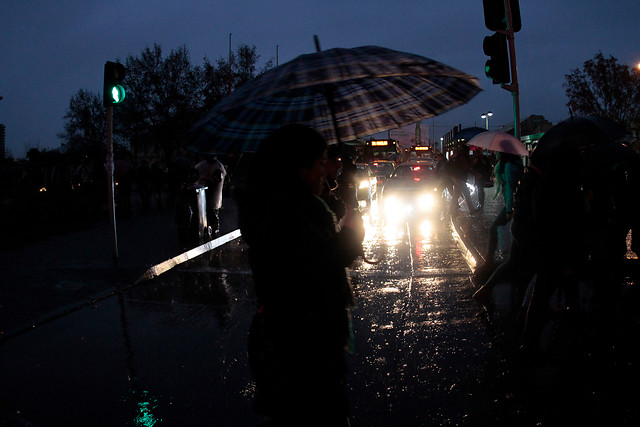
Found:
[348,211,492,426]
[0,208,497,426]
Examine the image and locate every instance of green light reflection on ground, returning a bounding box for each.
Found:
[134,390,162,427]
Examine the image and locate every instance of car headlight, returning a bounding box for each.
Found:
[418,190,438,211]
[359,180,370,189]
[383,195,410,218]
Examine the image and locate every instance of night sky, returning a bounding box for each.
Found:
[2,0,639,158]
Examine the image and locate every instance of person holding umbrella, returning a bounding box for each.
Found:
[473,151,523,303]
[238,124,364,425]
[195,154,227,236]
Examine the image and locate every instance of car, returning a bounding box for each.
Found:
[380,162,442,221]
[368,160,396,190]
[355,163,377,207]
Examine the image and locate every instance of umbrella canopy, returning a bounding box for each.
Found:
[454,126,488,142]
[185,45,482,153]
[467,131,528,156]
[529,116,617,162]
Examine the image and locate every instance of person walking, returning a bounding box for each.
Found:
[195,154,227,236]
[447,147,478,215]
[237,124,364,426]
[473,152,523,304]
[470,147,493,209]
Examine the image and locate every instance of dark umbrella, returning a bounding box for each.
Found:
[580,116,630,143]
[454,126,488,142]
[185,45,482,154]
[530,117,617,163]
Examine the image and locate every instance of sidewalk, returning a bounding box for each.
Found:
[449,183,504,269]
[0,196,240,338]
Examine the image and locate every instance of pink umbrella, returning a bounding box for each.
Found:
[467,131,528,156]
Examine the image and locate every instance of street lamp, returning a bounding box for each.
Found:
[481,111,493,130]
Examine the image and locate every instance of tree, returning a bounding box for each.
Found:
[117,44,205,164]
[201,43,274,111]
[564,52,640,137]
[57,89,107,162]
[59,43,274,167]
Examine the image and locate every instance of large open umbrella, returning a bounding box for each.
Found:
[185,45,482,153]
[530,116,630,162]
[454,126,488,142]
[467,130,528,156]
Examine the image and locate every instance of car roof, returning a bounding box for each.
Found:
[396,161,433,167]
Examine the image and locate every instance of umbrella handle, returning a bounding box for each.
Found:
[314,35,342,146]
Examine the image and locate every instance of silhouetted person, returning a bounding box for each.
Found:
[473,152,523,286]
[195,155,226,235]
[447,147,477,214]
[237,124,363,426]
[470,147,493,209]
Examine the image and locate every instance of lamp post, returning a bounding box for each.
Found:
[481,111,493,130]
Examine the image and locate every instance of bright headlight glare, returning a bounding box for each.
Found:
[418,193,435,210]
[359,180,370,189]
[383,196,405,217]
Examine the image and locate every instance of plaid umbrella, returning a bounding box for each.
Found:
[468,131,529,156]
[185,45,481,153]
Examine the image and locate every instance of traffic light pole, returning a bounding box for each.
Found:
[106,105,119,260]
[500,0,521,138]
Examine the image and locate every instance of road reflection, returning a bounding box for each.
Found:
[350,199,490,426]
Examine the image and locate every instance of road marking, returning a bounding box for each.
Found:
[134,229,242,283]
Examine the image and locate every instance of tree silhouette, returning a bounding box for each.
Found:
[564,52,640,137]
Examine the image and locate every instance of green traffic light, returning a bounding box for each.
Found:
[111,85,125,103]
[104,61,126,106]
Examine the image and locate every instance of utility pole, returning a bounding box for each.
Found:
[106,104,118,260]
[482,0,521,138]
[103,61,126,260]
[228,33,232,95]
[501,0,520,138]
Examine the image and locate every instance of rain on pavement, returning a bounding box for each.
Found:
[0,201,498,426]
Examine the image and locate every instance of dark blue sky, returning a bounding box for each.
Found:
[2,0,639,158]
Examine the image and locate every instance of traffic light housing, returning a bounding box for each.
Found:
[483,0,521,32]
[483,32,510,85]
[103,61,126,106]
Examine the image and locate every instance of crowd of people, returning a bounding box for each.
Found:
[468,119,640,365]
[222,120,640,424]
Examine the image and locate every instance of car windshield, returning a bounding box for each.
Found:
[369,162,395,174]
[392,164,435,181]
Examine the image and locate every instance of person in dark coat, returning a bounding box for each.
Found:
[237,124,363,425]
[446,147,478,214]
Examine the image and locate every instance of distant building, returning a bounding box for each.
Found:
[440,115,554,157]
[504,114,553,136]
